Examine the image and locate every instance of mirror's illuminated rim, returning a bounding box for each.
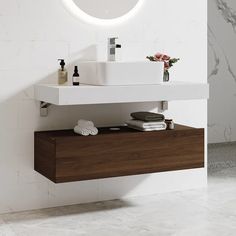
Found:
[62,0,145,26]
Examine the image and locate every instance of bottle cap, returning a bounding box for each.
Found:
[58,59,65,70]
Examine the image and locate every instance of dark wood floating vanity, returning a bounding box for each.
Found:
[34,125,204,183]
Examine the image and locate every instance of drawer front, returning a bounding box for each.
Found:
[55,129,204,183]
[34,136,56,182]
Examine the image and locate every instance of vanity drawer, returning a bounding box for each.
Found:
[34,125,204,183]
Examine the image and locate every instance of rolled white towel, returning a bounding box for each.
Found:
[78,119,94,128]
[74,125,90,136]
[86,126,99,136]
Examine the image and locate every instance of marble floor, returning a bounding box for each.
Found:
[1,143,236,236]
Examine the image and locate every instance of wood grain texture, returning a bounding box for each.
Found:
[34,125,204,183]
[34,133,56,182]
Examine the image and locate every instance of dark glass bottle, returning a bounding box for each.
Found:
[73,66,80,86]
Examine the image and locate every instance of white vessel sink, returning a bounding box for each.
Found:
[78,61,164,86]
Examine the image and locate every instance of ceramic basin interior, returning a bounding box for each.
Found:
[78,61,164,86]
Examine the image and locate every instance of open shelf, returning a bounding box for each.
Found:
[35,82,209,106]
[34,124,204,183]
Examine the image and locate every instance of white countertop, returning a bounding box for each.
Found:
[34,82,209,106]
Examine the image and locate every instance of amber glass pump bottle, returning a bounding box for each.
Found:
[72,66,80,86]
[58,59,68,85]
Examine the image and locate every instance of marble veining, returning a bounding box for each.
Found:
[0,144,234,236]
[208,25,221,79]
[208,25,236,82]
[208,0,236,143]
[216,0,236,31]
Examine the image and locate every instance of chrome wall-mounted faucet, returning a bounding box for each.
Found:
[107,37,121,61]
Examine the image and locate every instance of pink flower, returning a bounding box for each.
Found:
[164,61,170,70]
[154,53,171,61]
[146,53,179,73]
[162,54,171,61]
[154,53,163,60]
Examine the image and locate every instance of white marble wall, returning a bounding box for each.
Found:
[0,0,207,213]
[208,0,236,143]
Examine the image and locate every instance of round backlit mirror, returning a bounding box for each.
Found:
[62,0,144,26]
[73,0,140,20]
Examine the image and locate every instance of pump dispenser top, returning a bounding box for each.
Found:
[58,59,65,70]
[58,59,68,85]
